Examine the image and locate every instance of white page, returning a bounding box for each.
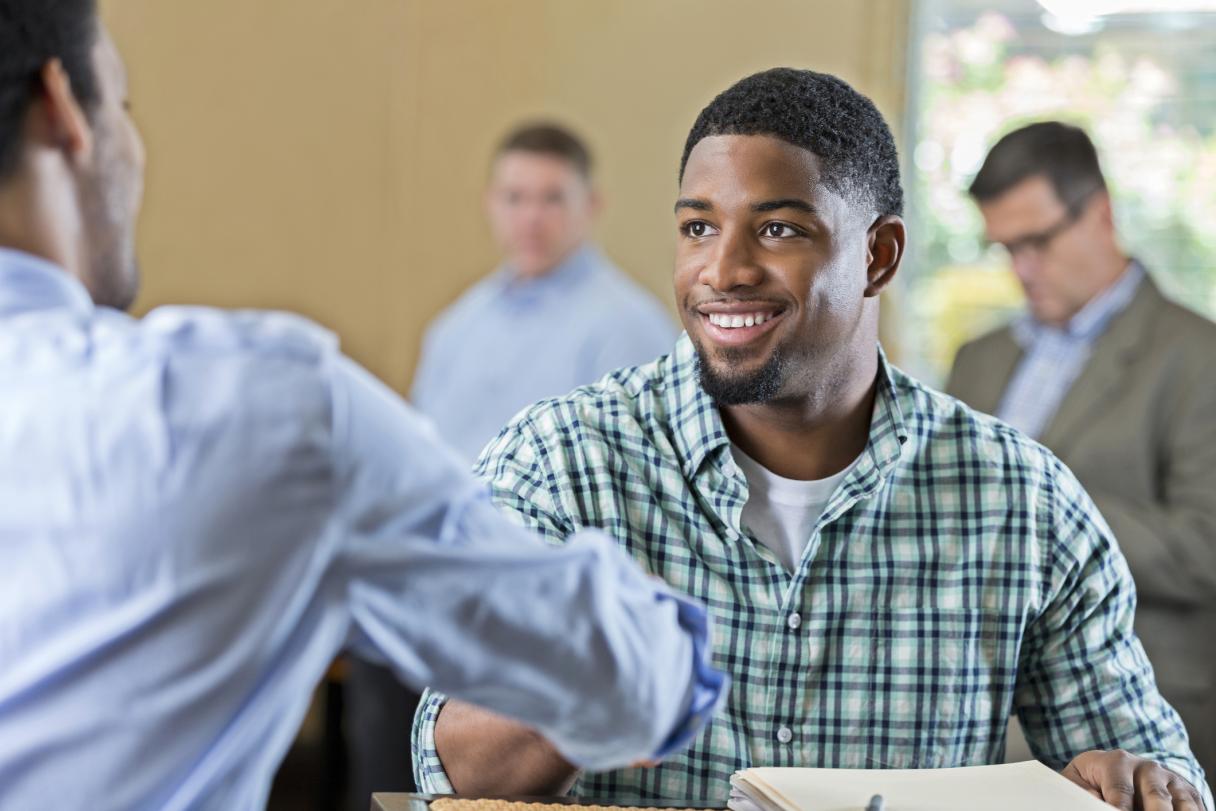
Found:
[731,761,1113,811]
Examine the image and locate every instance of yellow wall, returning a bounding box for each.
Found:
[103,0,909,393]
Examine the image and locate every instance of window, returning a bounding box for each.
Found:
[902,0,1216,383]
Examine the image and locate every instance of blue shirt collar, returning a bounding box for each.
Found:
[1012,259,1144,348]
[0,248,95,319]
[494,243,600,302]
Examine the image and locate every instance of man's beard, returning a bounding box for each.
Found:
[695,343,789,406]
[80,131,141,312]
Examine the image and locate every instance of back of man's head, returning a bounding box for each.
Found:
[969,121,1107,210]
[0,0,143,312]
[679,67,904,219]
[495,122,592,180]
[0,0,101,182]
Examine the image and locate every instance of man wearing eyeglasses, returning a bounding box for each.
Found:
[947,120,1216,779]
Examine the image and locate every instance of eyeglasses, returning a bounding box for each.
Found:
[992,187,1101,259]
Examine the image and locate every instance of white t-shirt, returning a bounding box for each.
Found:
[730,443,861,572]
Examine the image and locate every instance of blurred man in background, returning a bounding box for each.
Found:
[347,123,677,805]
[947,121,1216,778]
[410,121,676,460]
[0,3,724,808]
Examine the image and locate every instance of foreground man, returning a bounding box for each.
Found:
[0,3,723,808]
[414,69,1211,810]
[947,122,1216,778]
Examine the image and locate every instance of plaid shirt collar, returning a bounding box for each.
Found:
[666,333,909,501]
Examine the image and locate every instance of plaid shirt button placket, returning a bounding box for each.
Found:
[412,334,1212,808]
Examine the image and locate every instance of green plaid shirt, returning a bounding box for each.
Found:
[413,335,1211,807]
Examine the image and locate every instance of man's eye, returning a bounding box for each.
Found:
[763,223,801,238]
[682,221,716,238]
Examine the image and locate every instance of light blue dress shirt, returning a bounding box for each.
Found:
[411,245,677,460]
[0,249,724,811]
[998,261,1144,439]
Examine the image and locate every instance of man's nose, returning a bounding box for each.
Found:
[515,199,548,224]
[1010,249,1040,285]
[698,229,765,292]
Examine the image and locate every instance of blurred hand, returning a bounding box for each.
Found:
[1061,749,1204,810]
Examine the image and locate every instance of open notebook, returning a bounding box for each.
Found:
[729,761,1113,811]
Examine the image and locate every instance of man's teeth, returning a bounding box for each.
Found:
[708,312,773,328]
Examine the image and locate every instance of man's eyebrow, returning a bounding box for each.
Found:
[674,198,712,213]
[752,198,817,215]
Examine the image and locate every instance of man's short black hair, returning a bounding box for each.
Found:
[495,121,593,180]
[969,121,1107,209]
[0,0,101,181]
[679,67,903,217]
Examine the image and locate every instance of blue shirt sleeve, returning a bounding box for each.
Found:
[583,304,678,383]
[408,321,447,413]
[326,355,726,769]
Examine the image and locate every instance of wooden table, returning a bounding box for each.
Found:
[371,795,726,811]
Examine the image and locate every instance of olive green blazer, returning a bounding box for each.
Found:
[946,274,1216,774]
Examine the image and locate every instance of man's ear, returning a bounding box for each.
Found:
[35,58,93,167]
[865,215,905,297]
[1092,189,1115,232]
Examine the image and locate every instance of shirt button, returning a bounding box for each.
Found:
[787,612,802,630]
[776,726,793,744]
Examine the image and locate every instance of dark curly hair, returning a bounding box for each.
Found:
[679,68,903,217]
[0,0,101,180]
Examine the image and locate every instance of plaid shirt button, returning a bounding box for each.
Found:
[776,726,793,744]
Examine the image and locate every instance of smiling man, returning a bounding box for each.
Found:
[413,69,1212,809]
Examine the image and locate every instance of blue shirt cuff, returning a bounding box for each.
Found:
[651,592,729,760]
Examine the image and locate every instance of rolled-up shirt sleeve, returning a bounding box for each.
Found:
[327,356,726,772]
[1015,462,1212,809]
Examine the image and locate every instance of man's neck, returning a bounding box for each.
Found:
[0,172,78,278]
[721,365,878,481]
[1095,251,1133,296]
[507,243,586,284]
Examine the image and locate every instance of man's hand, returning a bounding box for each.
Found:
[435,700,579,796]
[1062,750,1204,810]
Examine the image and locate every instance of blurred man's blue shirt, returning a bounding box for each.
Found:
[411,245,676,460]
[0,249,723,811]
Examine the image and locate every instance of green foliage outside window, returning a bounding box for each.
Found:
[905,7,1216,382]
